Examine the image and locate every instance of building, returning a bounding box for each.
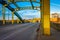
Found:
[50,13,60,23]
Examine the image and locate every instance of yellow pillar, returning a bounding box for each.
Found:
[2,6,5,24]
[40,0,50,35]
[12,11,14,24]
[17,18,19,24]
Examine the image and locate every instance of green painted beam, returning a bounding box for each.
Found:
[15,6,40,10]
[30,0,34,9]
[0,0,24,23]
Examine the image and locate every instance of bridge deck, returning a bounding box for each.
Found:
[0,23,39,40]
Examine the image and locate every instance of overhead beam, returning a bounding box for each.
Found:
[8,0,40,4]
[14,6,40,11]
[30,0,34,9]
[11,0,36,2]
[0,0,24,23]
[11,0,39,10]
[8,0,40,10]
[40,0,50,35]
[8,0,20,9]
[9,0,40,10]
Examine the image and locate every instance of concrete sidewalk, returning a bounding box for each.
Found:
[37,27,60,40]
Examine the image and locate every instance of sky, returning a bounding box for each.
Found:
[50,0,60,13]
[0,0,60,20]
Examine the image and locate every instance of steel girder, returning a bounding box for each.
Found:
[0,0,24,23]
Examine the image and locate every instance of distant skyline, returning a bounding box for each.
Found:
[0,0,60,20]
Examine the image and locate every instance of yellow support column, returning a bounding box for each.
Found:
[17,18,19,24]
[12,11,14,24]
[40,0,50,35]
[2,6,5,24]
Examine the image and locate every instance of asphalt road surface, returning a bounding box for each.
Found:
[0,23,39,40]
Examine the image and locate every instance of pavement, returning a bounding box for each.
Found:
[0,23,60,40]
[0,23,39,40]
[37,23,60,40]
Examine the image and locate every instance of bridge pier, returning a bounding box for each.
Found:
[17,18,19,24]
[12,11,14,24]
[40,0,50,35]
[2,6,5,24]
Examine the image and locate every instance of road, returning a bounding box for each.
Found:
[0,23,39,40]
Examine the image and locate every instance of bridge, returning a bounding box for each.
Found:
[0,0,60,40]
